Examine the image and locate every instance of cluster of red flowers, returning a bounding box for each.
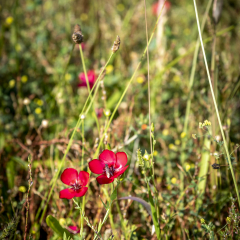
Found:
[59,150,128,200]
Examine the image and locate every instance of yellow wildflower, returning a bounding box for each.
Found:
[36,99,43,106]
[35,107,42,114]
[19,186,27,193]
[200,218,205,224]
[153,150,158,156]
[162,129,169,136]
[136,76,144,84]
[171,177,177,184]
[180,132,186,138]
[9,79,15,88]
[6,16,14,25]
[106,65,114,74]
[175,139,181,145]
[65,73,71,82]
[185,164,191,172]
[21,75,28,83]
[168,144,175,150]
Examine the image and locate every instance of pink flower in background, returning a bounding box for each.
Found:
[81,43,85,50]
[89,150,129,185]
[59,168,89,199]
[152,1,171,16]
[78,70,96,89]
[95,108,103,118]
[68,226,80,234]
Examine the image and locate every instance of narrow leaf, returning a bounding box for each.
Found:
[46,215,71,238]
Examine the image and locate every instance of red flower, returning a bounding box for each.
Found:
[78,70,96,89]
[89,150,129,185]
[59,168,89,199]
[68,226,80,234]
[152,1,171,16]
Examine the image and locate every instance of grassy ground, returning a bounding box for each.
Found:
[1,0,240,239]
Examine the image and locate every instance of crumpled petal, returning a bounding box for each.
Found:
[74,187,88,197]
[78,171,89,186]
[96,174,114,185]
[59,188,76,199]
[99,150,116,165]
[115,152,128,168]
[89,159,105,174]
[114,165,129,178]
[60,168,78,186]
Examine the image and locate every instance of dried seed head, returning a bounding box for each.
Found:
[72,24,83,44]
[111,35,120,53]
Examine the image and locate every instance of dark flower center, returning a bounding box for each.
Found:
[71,180,82,191]
[103,164,115,178]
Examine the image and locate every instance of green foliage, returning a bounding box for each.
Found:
[46,215,71,238]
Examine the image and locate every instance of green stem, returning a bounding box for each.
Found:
[179,0,212,210]
[94,2,166,158]
[79,44,100,135]
[39,52,114,224]
[193,0,240,208]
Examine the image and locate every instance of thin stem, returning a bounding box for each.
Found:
[39,52,114,224]
[143,0,153,160]
[79,44,100,135]
[24,156,32,240]
[94,2,166,158]
[193,0,240,208]
[81,118,85,170]
[179,0,212,209]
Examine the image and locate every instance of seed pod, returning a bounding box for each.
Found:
[212,0,223,25]
[72,24,83,44]
[111,35,120,53]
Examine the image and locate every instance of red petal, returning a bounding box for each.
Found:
[79,72,86,81]
[68,226,80,234]
[78,171,89,186]
[96,175,114,185]
[114,165,129,178]
[59,188,76,199]
[74,187,88,197]
[115,152,128,168]
[89,159,105,174]
[61,168,78,186]
[99,150,116,165]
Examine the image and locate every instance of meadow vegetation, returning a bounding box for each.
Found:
[1,0,240,239]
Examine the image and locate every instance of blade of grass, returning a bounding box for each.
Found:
[39,52,114,224]
[193,0,240,208]
[143,0,161,238]
[94,1,166,158]
[179,0,212,211]
[196,137,211,210]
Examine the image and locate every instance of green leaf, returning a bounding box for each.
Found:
[110,187,117,202]
[99,196,108,210]
[46,215,71,238]
[6,160,15,189]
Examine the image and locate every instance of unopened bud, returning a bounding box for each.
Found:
[72,24,83,44]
